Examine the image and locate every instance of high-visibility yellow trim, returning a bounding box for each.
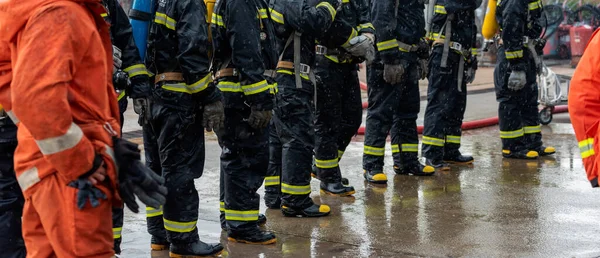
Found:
[500,128,524,139]
[123,64,150,77]
[162,74,212,94]
[428,32,445,40]
[377,39,399,51]
[324,55,351,64]
[579,138,595,159]
[146,206,163,218]
[219,201,225,212]
[281,183,311,195]
[269,83,278,94]
[338,150,345,158]
[399,43,417,52]
[242,80,270,95]
[342,0,349,3]
[364,145,385,156]
[113,227,122,239]
[446,135,461,144]
[269,8,284,24]
[276,69,310,80]
[523,125,541,134]
[264,176,280,186]
[101,13,108,18]
[211,14,225,28]
[422,136,445,147]
[505,50,523,59]
[315,158,339,169]
[163,219,197,233]
[117,90,126,101]
[217,81,243,93]
[471,48,478,56]
[316,2,336,21]
[225,209,259,221]
[358,23,375,31]
[529,0,541,10]
[435,5,447,14]
[391,144,400,153]
[257,8,269,19]
[341,28,358,48]
[402,143,419,152]
[154,12,177,30]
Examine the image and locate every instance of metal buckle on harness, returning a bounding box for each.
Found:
[299,64,311,74]
[449,42,463,52]
[523,36,530,45]
[316,45,327,55]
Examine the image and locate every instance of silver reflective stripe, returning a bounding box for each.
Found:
[18,167,40,191]
[6,111,19,124]
[104,144,118,173]
[35,123,83,155]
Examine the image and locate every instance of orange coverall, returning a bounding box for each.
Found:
[569,29,600,188]
[0,0,122,256]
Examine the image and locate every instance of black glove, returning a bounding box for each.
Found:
[134,98,151,126]
[68,154,107,210]
[534,39,546,55]
[416,38,431,60]
[248,108,272,129]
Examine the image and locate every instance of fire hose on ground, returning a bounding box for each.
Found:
[356,82,569,136]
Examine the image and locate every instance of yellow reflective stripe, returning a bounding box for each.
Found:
[377,39,399,51]
[316,2,336,21]
[402,143,419,152]
[446,135,461,144]
[315,158,338,169]
[264,176,280,186]
[257,8,269,19]
[342,0,349,3]
[117,90,126,101]
[146,206,164,217]
[113,227,122,239]
[422,136,445,147]
[391,144,400,153]
[35,123,84,155]
[364,145,385,156]
[428,32,445,40]
[281,183,311,195]
[219,201,225,212]
[123,64,150,77]
[338,150,345,158]
[154,12,176,30]
[529,0,541,10]
[162,74,212,94]
[276,69,310,80]
[435,5,447,14]
[225,209,259,221]
[505,50,523,59]
[211,14,225,27]
[358,23,375,31]
[269,83,278,94]
[579,138,595,159]
[101,13,108,17]
[500,128,524,139]
[341,28,358,48]
[163,219,197,233]
[471,48,478,55]
[269,8,284,24]
[218,81,243,93]
[17,167,40,191]
[242,80,270,95]
[399,43,416,52]
[523,125,541,134]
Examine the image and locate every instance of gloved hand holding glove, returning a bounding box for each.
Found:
[508,70,527,91]
[114,137,168,213]
[203,100,225,132]
[383,60,407,85]
[69,154,108,210]
[248,108,272,129]
[345,34,376,65]
[133,98,151,126]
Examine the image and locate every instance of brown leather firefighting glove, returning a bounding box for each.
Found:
[203,100,225,132]
[248,108,272,129]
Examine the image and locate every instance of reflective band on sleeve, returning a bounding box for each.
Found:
[117,90,126,101]
[315,158,339,169]
[341,29,358,48]
[219,201,225,212]
[264,176,280,186]
[391,144,400,154]
[500,128,524,139]
[316,2,336,21]
[281,183,311,195]
[162,74,212,94]
[364,145,385,156]
[269,8,284,24]
[377,40,399,51]
[154,12,177,30]
[163,219,197,233]
[225,209,259,221]
[242,80,270,95]
[218,81,243,93]
[101,13,108,17]
[113,227,122,239]
[35,123,84,155]
[211,14,225,28]
[435,5,447,14]
[579,138,595,159]
[428,32,445,40]
[342,0,349,3]
[529,0,541,10]
[358,23,375,31]
[146,206,163,217]
[505,50,523,59]
[446,135,461,144]
[471,48,478,56]
[402,143,419,152]
[7,110,19,124]
[338,150,345,158]
[257,8,269,19]
[17,167,40,191]
[123,64,150,77]
[524,125,541,134]
[422,136,445,147]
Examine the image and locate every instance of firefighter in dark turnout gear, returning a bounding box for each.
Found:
[269,0,372,217]
[143,0,225,256]
[312,0,374,196]
[495,0,554,159]
[363,0,435,184]
[211,0,278,244]
[422,0,480,170]
[100,0,152,254]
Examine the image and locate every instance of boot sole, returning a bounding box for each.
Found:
[320,189,356,197]
[169,250,223,258]
[503,155,538,160]
[227,237,277,245]
[539,152,556,156]
[443,160,474,165]
[281,209,331,218]
[151,244,170,251]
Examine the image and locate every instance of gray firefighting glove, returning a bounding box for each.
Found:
[508,70,527,91]
[69,154,107,210]
[203,100,225,132]
[418,59,428,80]
[133,98,151,126]
[248,108,272,129]
[114,137,168,213]
[345,35,375,65]
[383,63,405,85]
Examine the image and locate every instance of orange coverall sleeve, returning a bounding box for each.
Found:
[11,7,96,182]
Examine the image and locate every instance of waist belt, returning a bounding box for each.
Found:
[155,72,184,84]
[397,41,419,52]
[433,40,470,57]
[277,61,311,75]
[215,68,278,80]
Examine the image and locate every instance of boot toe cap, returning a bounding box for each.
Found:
[319,205,331,213]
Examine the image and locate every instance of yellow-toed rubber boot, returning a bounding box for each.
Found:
[281,204,331,217]
[502,149,539,159]
[534,146,556,156]
[364,170,388,184]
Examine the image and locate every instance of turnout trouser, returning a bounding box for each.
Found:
[314,56,362,183]
[363,61,421,172]
[494,46,542,152]
[144,88,205,244]
[422,48,468,160]
[264,120,282,206]
[112,97,127,250]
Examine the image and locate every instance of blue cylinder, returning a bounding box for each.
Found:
[129,0,153,61]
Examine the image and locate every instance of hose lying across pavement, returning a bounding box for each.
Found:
[356,81,569,135]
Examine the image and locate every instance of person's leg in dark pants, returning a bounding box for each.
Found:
[264,121,282,209]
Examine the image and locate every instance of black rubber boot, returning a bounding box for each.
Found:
[443,153,475,164]
[393,163,435,176]
[426,159,451,171]
[312,168,349,185]
[151,236,170,251]
[264,193,281,209]
[363,170,388,184]
[502,149,539,159]
[258,214,267,226]
[114,238,122,255]
[533,146,556,156]
[227,227,277,245]
[281,204,331,217]
[320,181,355,196]
[169,241,224,258]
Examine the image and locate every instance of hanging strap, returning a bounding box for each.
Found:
[441,13,454,68]
[293,31,303,89]
[457,57,464,92]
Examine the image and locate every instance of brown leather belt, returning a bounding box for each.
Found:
[155,72,184,84]
[215,68,237,79]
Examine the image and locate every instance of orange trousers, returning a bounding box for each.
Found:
[22,173,115,258]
